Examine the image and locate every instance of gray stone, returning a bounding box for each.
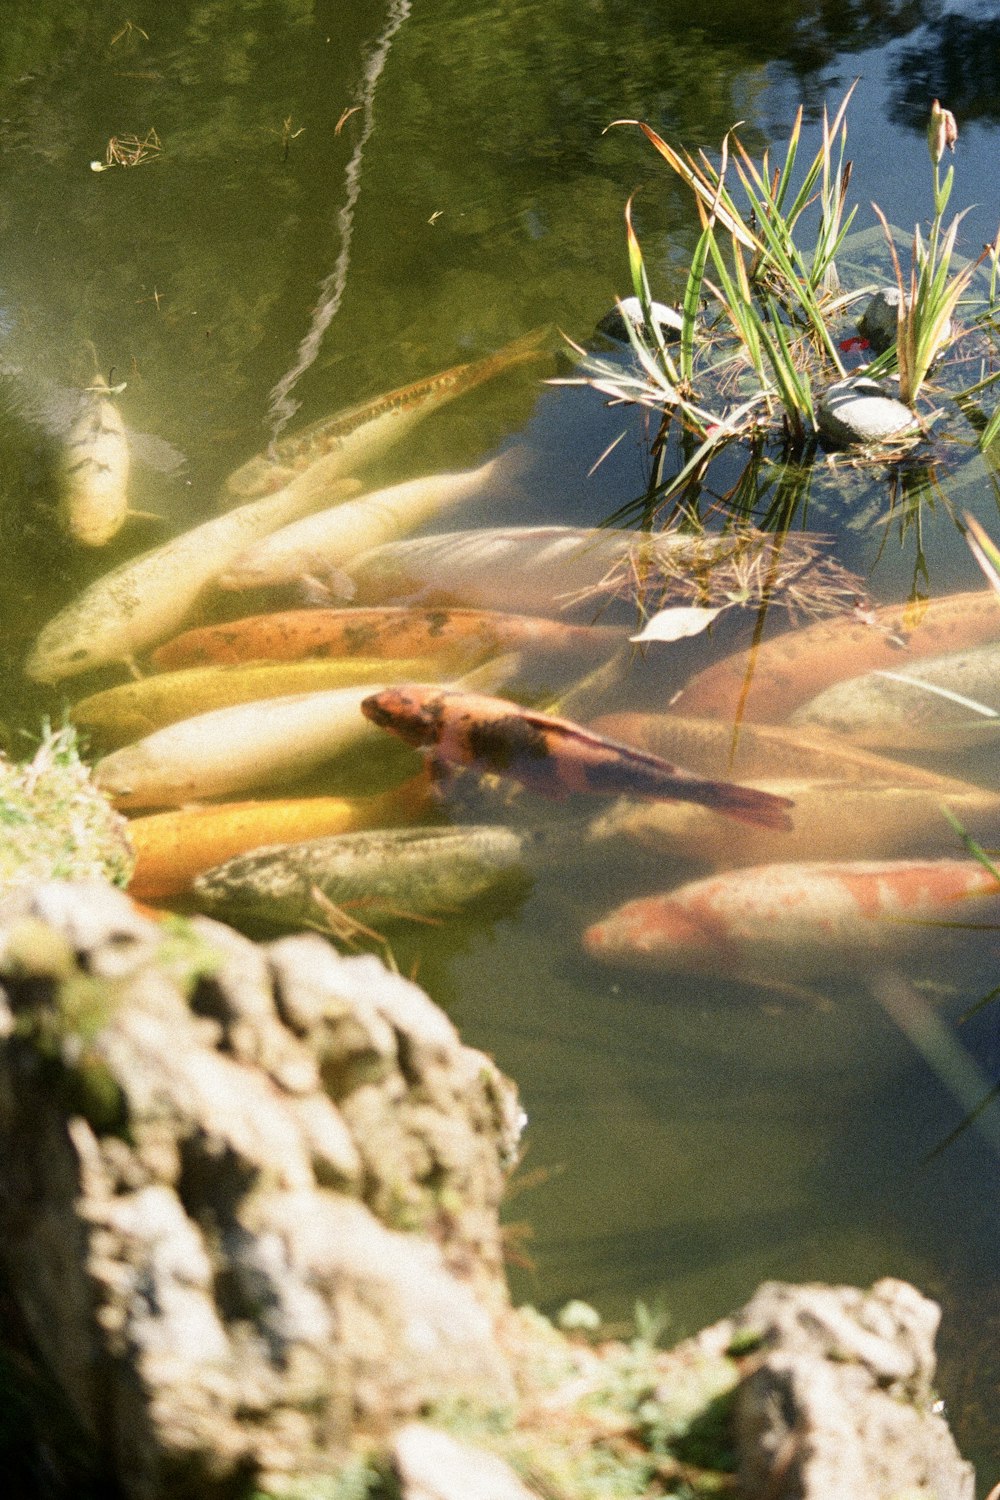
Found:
[817,376,919,446]
[596,295,683,344]
[0,882,521,1499]
[858,286,952,357]
[658,1278,975,1500]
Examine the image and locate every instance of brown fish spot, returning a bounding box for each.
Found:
[467,714,551,772]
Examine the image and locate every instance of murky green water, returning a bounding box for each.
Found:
[2,0,1000,1480]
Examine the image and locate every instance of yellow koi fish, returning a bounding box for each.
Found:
[71,655,453,747]
[225,328,550,501]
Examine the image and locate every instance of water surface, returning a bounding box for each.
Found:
[1,0,1000,1479]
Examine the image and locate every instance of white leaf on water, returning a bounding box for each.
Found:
[630,604,727,643]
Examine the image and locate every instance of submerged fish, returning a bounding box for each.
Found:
[789,641,1000,748]
[193,824,530,930]
[589,779,1000,868]
[361,685,795,830]
[348,524,749,615]
[219,457,505,591]
[225,328,550,500]
[150,606,622,672]
[25,475,360,682]
[58,376,130,546]
[583,858,1000,984]
[674,588,1000,723]
[72,655,453,747]
[93,684,402,809]
[126,778,432,900]
[587,712,977,791]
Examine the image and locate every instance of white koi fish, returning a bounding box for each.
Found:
[219,457,503,591]
[25,475,361,682]
[92,685,391,809]
[58,376,130,546]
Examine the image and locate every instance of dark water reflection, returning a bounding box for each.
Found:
[1,0,999,1484]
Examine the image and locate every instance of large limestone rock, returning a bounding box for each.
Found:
[0,882,521,1499]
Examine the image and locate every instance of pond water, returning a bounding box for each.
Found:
[2,0,1000,1483]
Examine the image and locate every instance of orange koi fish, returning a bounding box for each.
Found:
[675,587,1000,723]
[583,857,1000,983]
[151,606,621,672]
[361,686,794,830]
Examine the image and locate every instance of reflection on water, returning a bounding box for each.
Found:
[2,0,1000,1480]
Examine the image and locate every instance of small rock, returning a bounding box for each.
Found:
[596,296,683,345]
[817,376,919,447]
[859,286,952,356]
[858,287,904,354]
[393,1423,542,1500]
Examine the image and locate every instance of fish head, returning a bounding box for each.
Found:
[361,686,445,747]
[25,624,112,683]
[583,893,718,971]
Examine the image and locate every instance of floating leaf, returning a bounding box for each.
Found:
[630,604,727,643]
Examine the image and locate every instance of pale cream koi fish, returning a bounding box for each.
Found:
[25,475,361,682]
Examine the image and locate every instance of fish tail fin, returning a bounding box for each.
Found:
[696,779,796,831]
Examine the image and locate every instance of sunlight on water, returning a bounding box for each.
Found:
[2,0,1000,1476]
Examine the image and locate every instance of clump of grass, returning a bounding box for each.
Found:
[0,723,133,892]
[577,92,1000,518]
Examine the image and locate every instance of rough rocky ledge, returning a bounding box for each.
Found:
[0,881,976,1500]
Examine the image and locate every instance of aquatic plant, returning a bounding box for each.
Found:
[576,92,1000,519]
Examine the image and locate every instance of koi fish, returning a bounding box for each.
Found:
[674,587,1000,723]
[347,524,759,615]
[58,376,130,546]
[192,824,530,931]
[93,684,410,809]
[126,777,432,900]
[224,328,550,500]
[589,780,1000,868]
[360,686,795,830]
[71,655,453,747]
[150,606,622,672]
[583,858,1000,984]
[587,712,977,791]
[218,457,505,591]
[25,475,361,682]
[789,641,1000,748]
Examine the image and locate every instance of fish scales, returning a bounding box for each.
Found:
[583,858,1000,982]
[72,655,451,747]
[192,824,530,929]
[59,378,130,547]
[126,777,433,900]
[674,588,1000,723]
[789,640,1000,747]
[361,685,795,830]
[151,606,622,672]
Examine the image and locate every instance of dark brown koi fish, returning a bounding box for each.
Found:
[361,686,795,831]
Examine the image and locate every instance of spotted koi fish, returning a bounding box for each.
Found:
[360,686,795,830]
